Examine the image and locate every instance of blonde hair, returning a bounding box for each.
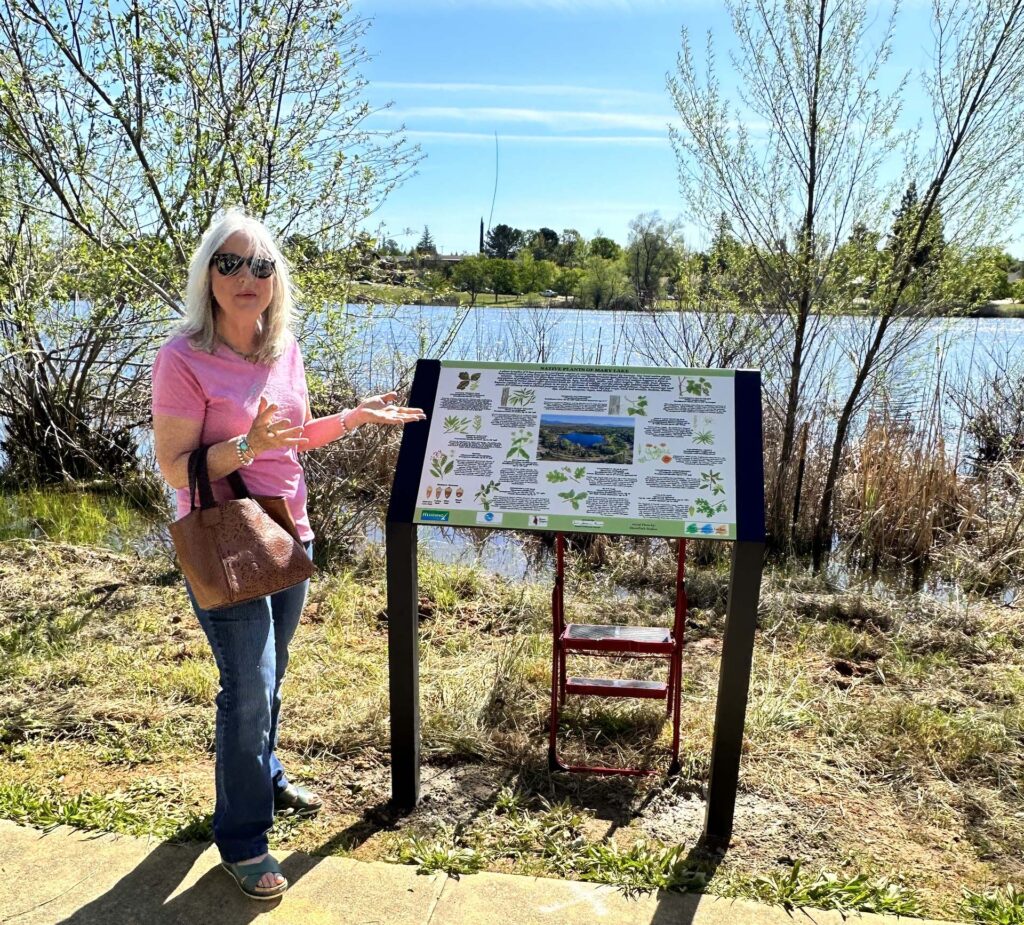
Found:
[180,209,295,364]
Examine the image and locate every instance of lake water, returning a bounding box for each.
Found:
[335,304,1024,422]
[562,433,605,447]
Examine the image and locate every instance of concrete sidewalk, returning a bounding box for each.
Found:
[0,820,961,925]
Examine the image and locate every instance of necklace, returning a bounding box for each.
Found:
[217,335,259,362]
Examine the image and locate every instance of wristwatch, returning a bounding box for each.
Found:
[237,435,255,466]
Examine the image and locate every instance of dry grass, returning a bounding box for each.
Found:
[0,532,1022,920]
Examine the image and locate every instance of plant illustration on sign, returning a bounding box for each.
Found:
[475,480,500,512]
[472,414,483,433]
[626,395,648,416]
[638,442,670,463]
[506,388,536,408]
[430,451,455,478]
[546,465,586,483]
[443,415,471,434]
[558,489,588,510]
[692,414,715,445]
[681,376,711,397]
[699,469,725,496]
[693,497,727,517]
[505,429,533,460]
[457,371,481,391]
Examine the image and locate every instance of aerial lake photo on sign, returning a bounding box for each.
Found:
[537,414,636,464]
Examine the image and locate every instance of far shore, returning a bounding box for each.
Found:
[345,283,1024,319]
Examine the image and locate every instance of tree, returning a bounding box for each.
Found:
[625,213,680,308]
[416,226,436,255]
[0,0,419,487]
[529,227,559,261]
[0,157,156,487]
[886,182,944,281]
[668,0,1024,565]
[555,266,583,298]
[589,236,622,261]
[942,245,1016,307]
[487,257,521,298]
[515,252,556,293]
[484,224,524,259]
[451,255,489,306]
[578,256,628,310]
[0,0,418,310]
[556,229,585,267]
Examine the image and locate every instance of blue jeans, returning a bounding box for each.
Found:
[186,541,312,863]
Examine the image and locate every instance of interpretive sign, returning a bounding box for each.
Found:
[385,358,765,845]
[406,360,742,538]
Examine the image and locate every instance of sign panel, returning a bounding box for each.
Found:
[408,361,741,538]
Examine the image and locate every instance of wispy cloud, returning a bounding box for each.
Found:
[400,130,668,145]
[375,81,665,106]
[379,106,676,132]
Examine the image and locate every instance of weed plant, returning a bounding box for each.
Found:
[962,884,1024,924]
[730,859,925,916]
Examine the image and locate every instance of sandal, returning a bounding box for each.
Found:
[274,782,323,816]
[221,855,288,900]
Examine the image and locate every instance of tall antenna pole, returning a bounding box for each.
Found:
[486,131,499,234]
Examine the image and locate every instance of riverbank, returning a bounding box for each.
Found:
[0,497,1022,923]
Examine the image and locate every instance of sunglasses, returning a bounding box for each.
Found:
[210,252,276,279]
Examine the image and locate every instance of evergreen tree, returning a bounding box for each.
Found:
[887,182,944,274]
[483,224,523,259]
[416,226,436,255]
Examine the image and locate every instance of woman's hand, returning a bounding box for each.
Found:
[247,396,309,455]
[351,391,427,428]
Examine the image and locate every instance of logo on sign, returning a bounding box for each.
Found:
[476,511,503,525]
[420,510,450,522]
[529,515,548,527]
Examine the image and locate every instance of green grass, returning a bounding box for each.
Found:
[963,885,1024,924]
[0,779,210,840]
[0,489,152,548]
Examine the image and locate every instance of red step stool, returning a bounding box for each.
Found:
[548,532,687,776]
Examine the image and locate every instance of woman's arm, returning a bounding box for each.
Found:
[154,397,308,490]
[300,391,426,452]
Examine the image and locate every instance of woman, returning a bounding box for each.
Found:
[152,210,424,899]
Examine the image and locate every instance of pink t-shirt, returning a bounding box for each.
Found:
[151,333,313,542]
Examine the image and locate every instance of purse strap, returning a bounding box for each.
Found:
[187,445,254,511]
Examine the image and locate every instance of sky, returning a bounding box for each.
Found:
[352,0,1023,257]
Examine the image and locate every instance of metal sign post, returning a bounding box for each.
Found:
[386,359,764,845]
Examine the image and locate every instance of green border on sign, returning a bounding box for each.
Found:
[416,361,740,540]
[413,507,736,539]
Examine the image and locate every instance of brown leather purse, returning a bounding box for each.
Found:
[169,445,315,610]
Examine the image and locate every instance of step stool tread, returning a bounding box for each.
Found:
[565,676,668,698]
[565,623,672,644]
